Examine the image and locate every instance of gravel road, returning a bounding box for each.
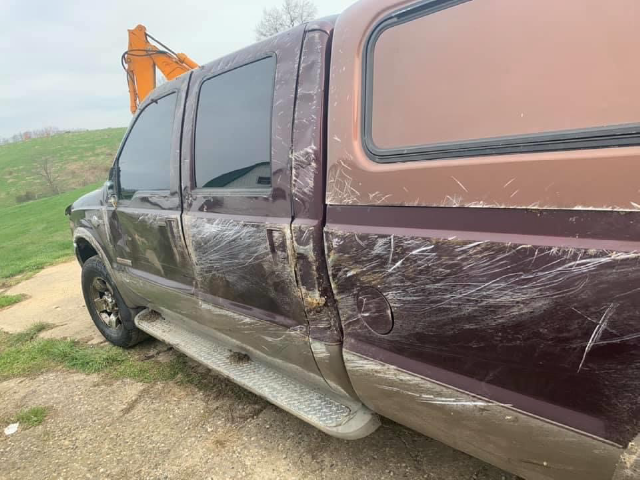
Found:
[0,261,517,480]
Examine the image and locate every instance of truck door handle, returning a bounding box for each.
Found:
[266,228,289,263]
[157,218,177,228]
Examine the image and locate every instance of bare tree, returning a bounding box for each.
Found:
[35,157,60,195]
[255,0,317,40]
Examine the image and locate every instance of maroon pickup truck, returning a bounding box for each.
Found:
[66,0,640,478]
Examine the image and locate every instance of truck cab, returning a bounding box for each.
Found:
[68,1,640,478]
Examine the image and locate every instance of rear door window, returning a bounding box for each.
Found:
[117,93,176,199]
[194,57,276,190]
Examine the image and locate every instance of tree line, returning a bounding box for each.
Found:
[0,127,87,146]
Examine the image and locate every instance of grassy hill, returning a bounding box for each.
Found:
[0,128,126,209]
[0,184,102,281]
[0,128,127,286]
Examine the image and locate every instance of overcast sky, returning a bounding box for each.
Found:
[0,0,354,138]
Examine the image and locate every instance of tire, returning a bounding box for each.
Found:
[81,256,147,348]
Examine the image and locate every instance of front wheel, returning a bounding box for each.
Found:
[81,256,146,348]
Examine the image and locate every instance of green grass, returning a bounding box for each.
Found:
[6,323,52,346]
[0,128,126,209]
[0,128,126,282]
[0,183,102,279]
[15,406,49,428]
[0,324,209,388]
[0,294,26,309]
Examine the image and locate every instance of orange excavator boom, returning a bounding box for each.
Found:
[123,25,198,114]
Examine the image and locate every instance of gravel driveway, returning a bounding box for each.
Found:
[0,261,517,480]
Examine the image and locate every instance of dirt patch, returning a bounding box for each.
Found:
[0,261,518,480]
[0,371,516,480]
[228,351,251,365]
[0,261,106,345]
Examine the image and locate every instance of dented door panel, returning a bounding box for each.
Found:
[326,206,640,447]
[290,22,359,398]
[291,24,343,345]
[181,27,306,327]
[112,196,193,285]
[179,26,326,383]
[107,77,195,302]
[182,214,305,326]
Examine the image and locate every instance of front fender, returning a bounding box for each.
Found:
[73,227,116,277]
[73,227,141,309]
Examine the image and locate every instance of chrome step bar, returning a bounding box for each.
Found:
[134,309,379,439]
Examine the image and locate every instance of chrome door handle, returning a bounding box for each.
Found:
[157,218,177,228]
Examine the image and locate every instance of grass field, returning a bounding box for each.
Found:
[0,128,126,285]
[0,128,125,209]
[0,184,102,281]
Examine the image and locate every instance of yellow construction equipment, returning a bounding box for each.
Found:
[122,25,198,114]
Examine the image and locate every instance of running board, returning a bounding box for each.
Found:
[134,309,379,439]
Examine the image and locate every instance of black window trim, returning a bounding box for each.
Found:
[191,54,277,195]
[362,0,640,164]
[113,90,179,202]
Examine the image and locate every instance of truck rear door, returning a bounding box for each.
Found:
[179,26,325,382]
[325,1,640,479]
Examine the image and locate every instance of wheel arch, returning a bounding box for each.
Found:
[74,226,143,320]
[73,227,116,280]
[75,237,98,265]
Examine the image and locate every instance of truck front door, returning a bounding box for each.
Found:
[108,76,193,305]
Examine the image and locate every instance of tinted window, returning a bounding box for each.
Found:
[118,93,176,199]
[368,0,640,153]
[195,57,275,189]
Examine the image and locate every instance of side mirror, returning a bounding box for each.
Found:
[104,181,117,208]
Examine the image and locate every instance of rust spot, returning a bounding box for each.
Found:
[303,294,326,311]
